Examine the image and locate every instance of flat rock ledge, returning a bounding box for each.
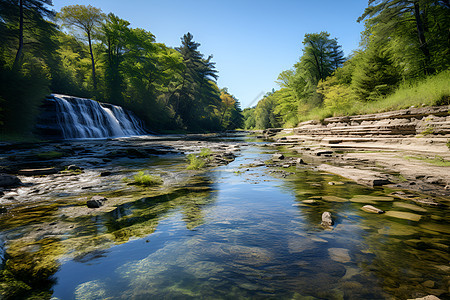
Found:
[318,164,391,187]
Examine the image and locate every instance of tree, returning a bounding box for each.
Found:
[173,32,221,130]
[297,32,345,85]
[358,0,450,75]
[58,5,104,90]
[0,0,55,70]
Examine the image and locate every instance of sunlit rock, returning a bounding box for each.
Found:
[361,205,385,214]
[385,211,422,222]
[321,212,334,226]
[393,202,427,212]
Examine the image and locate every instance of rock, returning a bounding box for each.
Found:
[321,212,334,226]
[100,171,112,177]
[91,195,107,202]
[361,205,385,214]
[18,167,58,176]
[328,181,344,185]
[407,296,440,300]
[0,173,22,187]
[86,200,103,208]
[315,149,334,156]
[385,211,422,222]
[67,165,83,171]
[272,153,284,161]
[328,248,351,263]
[322,196,347,202]
[318,164,391,187]
[86,196,107,208]
[296,158,307,165]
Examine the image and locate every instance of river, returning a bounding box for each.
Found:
[0,134,448,299]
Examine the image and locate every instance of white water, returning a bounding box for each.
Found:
[53,94,146,139]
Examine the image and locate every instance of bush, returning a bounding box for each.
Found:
[131,171,162,186]
[186,154,206,170]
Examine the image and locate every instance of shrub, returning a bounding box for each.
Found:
[131,171,162,186]
[186,154,206,170]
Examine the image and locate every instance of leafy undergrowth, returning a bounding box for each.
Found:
[186,148,211,170]
[299,70,450,122]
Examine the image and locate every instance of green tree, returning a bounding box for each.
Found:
[296,32,345,86]
[58,5,104,90]
[358,0,450,75]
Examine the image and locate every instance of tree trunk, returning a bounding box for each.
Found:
[413,2,434,74]
[13,0,24,70]
[88,31,97,90]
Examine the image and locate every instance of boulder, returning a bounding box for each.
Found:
[361,205,385,214]
[321,212,334,226]
[296,158,307,165]
[272,153,284,161]
[100,171,112,177]
[0,173,22,187]
[86,195,107,208]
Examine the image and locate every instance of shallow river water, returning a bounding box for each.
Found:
[0,136,449,299]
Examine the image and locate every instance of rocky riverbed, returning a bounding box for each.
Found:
[0,132,448,299]
[259,105,450,201]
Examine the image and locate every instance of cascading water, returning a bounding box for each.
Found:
[52,94,147,139]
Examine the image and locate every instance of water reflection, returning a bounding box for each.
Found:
[0,143,449,299]
[0,174,216,299]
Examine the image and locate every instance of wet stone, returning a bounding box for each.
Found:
[361,205,385,214]
[385,211,422,222]
[321,212,334,226]
[328,248,351,263]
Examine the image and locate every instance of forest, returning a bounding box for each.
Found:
[0,1,449,137]
[0,1,244,137]
[244,0,450,129]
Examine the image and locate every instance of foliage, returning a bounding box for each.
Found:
[243,1,449,129]
[199,148,212,157]
[131,171,163,186]
[186,154,207,170]
[0,3,243,137]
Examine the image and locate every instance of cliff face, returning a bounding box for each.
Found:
[293,106,450,137]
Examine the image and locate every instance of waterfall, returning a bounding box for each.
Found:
[52,94,147,139]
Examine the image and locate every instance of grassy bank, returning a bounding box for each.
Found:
[298,70,450,122]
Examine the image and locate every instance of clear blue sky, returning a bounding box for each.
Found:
[53,0,368,108]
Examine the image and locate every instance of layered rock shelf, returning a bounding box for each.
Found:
[267,105,450,198]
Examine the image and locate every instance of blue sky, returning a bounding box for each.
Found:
[53,0,368,108]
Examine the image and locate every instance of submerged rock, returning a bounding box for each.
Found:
[385,211,422,222]
[328,248,351,263]
[361,205,385,214]
[321,212,334,226]
[0,173,22,187]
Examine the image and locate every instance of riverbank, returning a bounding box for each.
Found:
[261,105,450,202]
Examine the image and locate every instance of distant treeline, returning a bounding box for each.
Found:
[0,2,243,136]
[244,0,450,129]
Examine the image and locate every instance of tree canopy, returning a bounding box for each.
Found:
[0,4,243,135]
